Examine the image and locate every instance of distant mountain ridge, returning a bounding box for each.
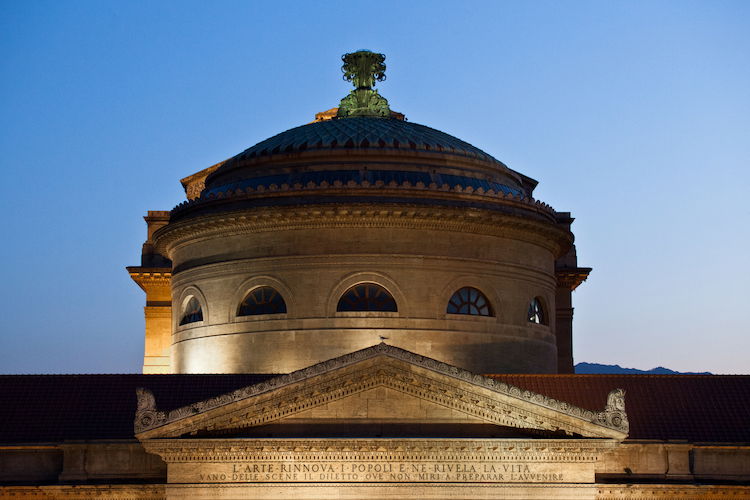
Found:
[575,362,711,375]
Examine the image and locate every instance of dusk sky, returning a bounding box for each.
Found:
[1,1,748,374]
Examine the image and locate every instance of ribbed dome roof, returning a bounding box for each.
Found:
[195,115,540,205]
[228,117,502,165]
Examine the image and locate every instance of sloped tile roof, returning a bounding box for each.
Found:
[0,374,272,443]
[0,374,748,444]
[488,374,750,443]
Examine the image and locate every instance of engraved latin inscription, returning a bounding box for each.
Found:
[195,462,566,483]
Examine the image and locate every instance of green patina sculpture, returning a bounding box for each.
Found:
[337,50,391,118]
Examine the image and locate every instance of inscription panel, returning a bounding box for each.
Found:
[146,438,617,486]
[182,461,571,483]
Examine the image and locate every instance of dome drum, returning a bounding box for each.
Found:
[164,220,560,374]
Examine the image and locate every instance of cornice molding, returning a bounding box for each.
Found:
[142,437,617,463]
[0,485,165,500]
[597,485,750,500]
[172,178,553,218]
[556,267,592,291]
[126,267,172,292]
[153,204,572,258]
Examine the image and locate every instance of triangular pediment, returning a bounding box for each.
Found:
[135,344,629,441]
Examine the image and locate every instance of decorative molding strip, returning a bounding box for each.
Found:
[153,204,573,257]
[171,177,555,217]
[596,484,750,500]
[0,485,165,500]
[142,437,616,463]
[126,267,172,292]
[556,267,592,291]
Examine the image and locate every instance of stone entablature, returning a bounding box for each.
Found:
[156,202,570,258]
[143,437,617,485]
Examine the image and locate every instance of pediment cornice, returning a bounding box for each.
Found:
[135,344,628,441]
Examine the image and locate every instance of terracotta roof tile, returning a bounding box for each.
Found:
[1,374,748,444]
[0,374,271,443]
[488,374,750,443]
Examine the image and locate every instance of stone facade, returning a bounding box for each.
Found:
[2,51,748,500]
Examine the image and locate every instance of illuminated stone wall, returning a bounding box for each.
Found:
[160,205,562,374]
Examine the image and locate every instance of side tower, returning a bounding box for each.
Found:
[127,211,172,374]
[129,51,589,374]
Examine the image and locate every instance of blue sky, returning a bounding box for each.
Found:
[1,0,748,374]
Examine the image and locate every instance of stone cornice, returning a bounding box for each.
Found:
[135,344,628,440]
[153,203,573,258]
[556,267,592,291]
[596,485,750,499]
[0,485,165,499]
[126,267,172,293]
[172,177,553,219]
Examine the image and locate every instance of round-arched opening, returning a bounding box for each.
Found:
[447,287,493,316]
[238,286,287,316]
[179,296,203,326]
[527,297,546,325]
[336,283,397,312]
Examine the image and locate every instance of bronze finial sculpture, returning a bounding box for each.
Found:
[337,50,391,118]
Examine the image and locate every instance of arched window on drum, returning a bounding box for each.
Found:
[179,296,203,326]
[337,283,397,312]
[238,286,287,316]
[527,297,546,325]
[447,287,493,316]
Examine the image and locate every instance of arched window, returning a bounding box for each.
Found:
[528,297,545,324]
[238,286,287,316]
[337,283,397,312]
[447,287,493,316]
[179,296,203,325]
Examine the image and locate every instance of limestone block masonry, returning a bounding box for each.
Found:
[157,202,569,374]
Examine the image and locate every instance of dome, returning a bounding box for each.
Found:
[229,118,501,166]
[147,50,580,376]
[201,117,530,201]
